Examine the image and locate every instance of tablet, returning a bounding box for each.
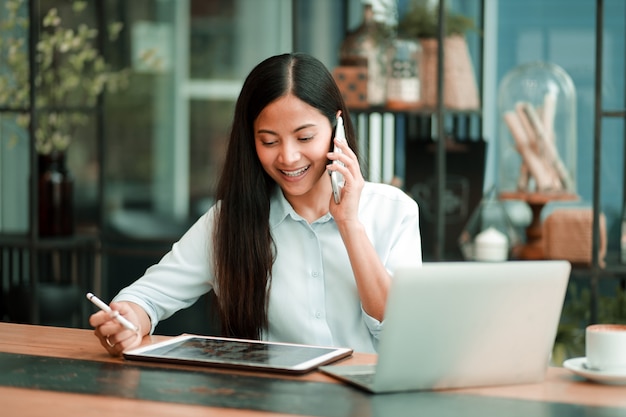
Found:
[123,334,353,374]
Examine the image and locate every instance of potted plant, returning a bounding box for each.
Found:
[0,0,129,236]
[397,0,480,110]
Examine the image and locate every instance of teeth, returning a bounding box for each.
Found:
[282,166,309,177]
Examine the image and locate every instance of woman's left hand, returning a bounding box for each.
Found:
[327,138,364,224]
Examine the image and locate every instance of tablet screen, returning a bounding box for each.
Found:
[123,335,353,374]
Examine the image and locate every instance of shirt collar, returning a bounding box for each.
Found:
[269,188,333,228]
[269,188,296,228]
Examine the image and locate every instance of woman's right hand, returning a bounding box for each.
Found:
[89,301,147,356]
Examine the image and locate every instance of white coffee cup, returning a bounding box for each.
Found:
[585,324,626,372]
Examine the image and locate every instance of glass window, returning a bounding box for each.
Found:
[102,0,293,239]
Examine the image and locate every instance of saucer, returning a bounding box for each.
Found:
[563,357,626,385]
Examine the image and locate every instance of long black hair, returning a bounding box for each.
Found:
[213,53,359,339]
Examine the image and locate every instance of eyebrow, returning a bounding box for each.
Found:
[256,123,317,136]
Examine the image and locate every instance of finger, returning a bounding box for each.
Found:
[89,309,114,328]
[103,329,134,355]
[94,317,123,342]
[328,159,357,185]
[105,329,142,356]
[105,337,123,357]
[327,162,350,180]
[334,138,357,158]
[117,330,143,351]
[331,147,361,178]
[327,149,355,170]
[96,330,120,356]
[109,301,125,312]
[105,333,116,348]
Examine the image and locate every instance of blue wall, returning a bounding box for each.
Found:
[495,0,625,249]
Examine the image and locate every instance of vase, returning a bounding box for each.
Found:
[339,3,392,106]
[419,35,480,110]
[38,151,74,236]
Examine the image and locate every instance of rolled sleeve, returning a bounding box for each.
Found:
[361,306,384,338]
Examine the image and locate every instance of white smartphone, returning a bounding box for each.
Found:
[330,115,346,204]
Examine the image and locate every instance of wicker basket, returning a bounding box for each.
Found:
[543,208,606,267]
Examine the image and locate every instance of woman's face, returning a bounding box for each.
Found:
[254,94,332,202]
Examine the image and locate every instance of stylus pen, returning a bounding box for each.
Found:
[86,292,139,332]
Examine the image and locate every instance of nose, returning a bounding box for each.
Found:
[278,141,300,164]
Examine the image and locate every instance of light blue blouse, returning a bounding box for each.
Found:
[114,181,422,353]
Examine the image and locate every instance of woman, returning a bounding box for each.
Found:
[90,52,422,355]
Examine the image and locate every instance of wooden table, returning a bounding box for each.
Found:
[0,322,624,417]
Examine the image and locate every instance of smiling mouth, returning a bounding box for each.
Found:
[281,166,310,177]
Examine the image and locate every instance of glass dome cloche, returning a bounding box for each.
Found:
[497,62,577,195]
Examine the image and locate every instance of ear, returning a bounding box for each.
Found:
[335,110,342,120]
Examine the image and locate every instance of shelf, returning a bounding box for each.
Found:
[0,233,100,327]
[349,106,482,117]
[0,233,99,250]
[601,110,626,118]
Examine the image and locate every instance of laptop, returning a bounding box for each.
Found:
[320,260,571,393]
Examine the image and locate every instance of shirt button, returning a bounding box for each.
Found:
[311,271,319,278]
[315,311,322,319]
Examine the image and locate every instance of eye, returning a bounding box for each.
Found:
[298,136,314,142]
[256,134,277,146]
